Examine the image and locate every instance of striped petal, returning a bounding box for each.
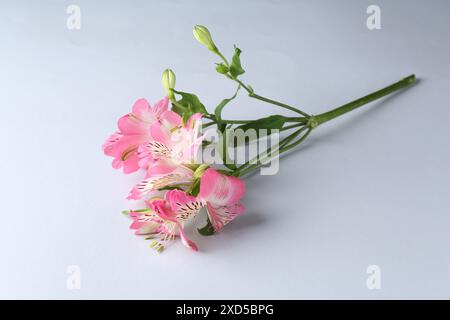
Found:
[205,202,245,232]
[166,189,202,221]
[129,211,161,235]
[176,221,198,251]
[127,170,194,200]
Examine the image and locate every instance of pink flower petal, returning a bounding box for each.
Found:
[131,98,152,116]
[104,97,179,175]
[166,190,202,220]
[176,221,198,251]
[122,152,141,174]
[145,159,179,177]
[102,134,147,174]
[102,132,122,156]
[161,110,182,127]
[199,168,246,207]
[129,211,160,235]
[150,121,172,146]
[118,99,154,135]
[185,113,203,129]
[151,97,169,117]
[148,198,177,221]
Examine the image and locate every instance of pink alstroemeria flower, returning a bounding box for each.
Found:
[127,113,204,200]
[102,97,180,173]
[129,189,202,251]
[198,168,246,232]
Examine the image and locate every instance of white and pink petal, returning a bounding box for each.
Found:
[205,202,245,232]
[127,170,194,200]
[176,221,198,251]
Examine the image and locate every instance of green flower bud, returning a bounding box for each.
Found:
[162,68,176,100]
[194,164,209,179]
[193,25,217,52]
[216,63,229,74]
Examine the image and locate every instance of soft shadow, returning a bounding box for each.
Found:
[187,209,266,253]
[225,211,266,232]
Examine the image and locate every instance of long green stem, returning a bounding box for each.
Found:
[312,74,416,126]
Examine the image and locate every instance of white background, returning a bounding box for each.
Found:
[1,0,449,299]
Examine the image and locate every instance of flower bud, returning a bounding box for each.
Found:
[216,63,229,74]
[194,164,209,179]
[162,68,176,100]
[193,25,217,52]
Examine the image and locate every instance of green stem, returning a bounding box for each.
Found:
[205,113,307,125]
[234,126,306,174]
[226,123,303,175]
[231,77,310,117]
[279,127,312,154]
[219,117,306,124]
[236,127,312,177]
[216,50,230,67]
[280,123,303,131]
[313,74,416,126]
[202,121,216,129]
[249,92,310,117]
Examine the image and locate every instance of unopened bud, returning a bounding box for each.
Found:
[193,25,217,52]
[194,164,209,179]
[162,68,176,100]
[216,63,229,74]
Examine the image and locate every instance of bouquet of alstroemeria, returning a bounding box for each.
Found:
[103,25,416,252]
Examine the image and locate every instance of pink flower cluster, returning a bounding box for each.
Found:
[103,97,245,251]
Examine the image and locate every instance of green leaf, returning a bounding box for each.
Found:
[198,218,215,236]
[229,46,245,78]
[214,86,240,132]
[172,89,207,115]
[231,115,289,147]
[171,103,185,116]
[236,115,289,131]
